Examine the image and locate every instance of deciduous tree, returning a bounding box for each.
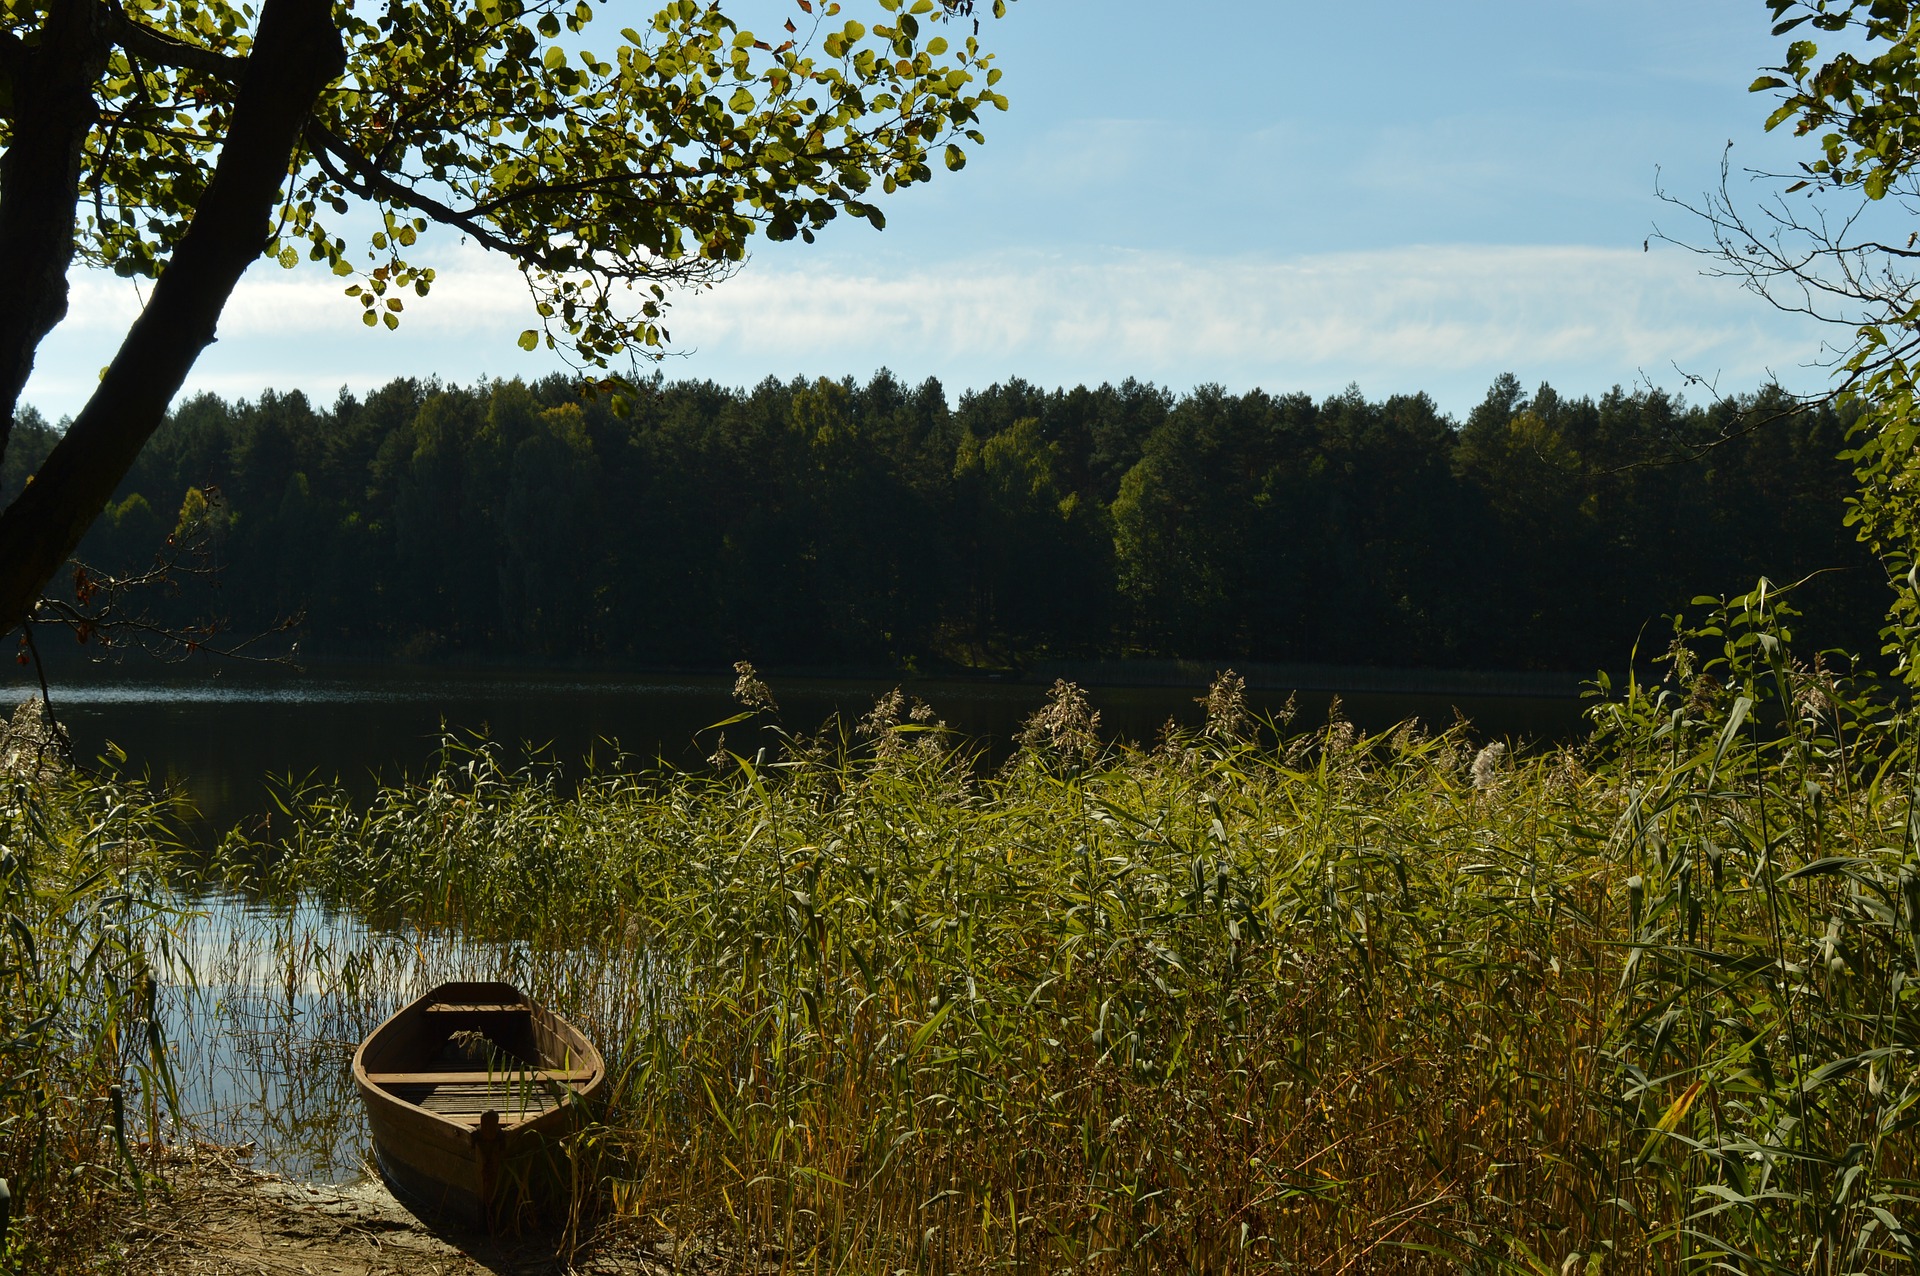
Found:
[1678,1,1920,670]
[0,0,1009,636]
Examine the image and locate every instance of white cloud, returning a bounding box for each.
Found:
[57,242,531,338]
[21,241,1830,419]
[22,245,542,413]
[668,243,1828,398]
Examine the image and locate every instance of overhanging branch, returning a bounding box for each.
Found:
[0,0,344,638]
[103,2,245,78]
[307,120,540,263]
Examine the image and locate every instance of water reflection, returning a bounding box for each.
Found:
[158,892,511,1184]
[155,890,656,1187]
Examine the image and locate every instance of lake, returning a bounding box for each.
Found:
[0,660,1591,836]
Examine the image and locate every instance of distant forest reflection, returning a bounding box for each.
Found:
[4,370,1879,672]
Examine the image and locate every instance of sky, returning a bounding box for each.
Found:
[19,1,1840,421]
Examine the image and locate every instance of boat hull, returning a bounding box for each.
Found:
[351,981,605,1232]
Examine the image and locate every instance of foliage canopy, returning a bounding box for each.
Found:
[1730,3,1920,671]
[6,371,1874,672]
[0,0,1009,636]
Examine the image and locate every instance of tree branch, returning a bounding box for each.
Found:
[307,120,540,263]
[0,0,344,638]
[103,2,246,79]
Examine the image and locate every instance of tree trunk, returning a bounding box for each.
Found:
[0,0,344,638]
[0,0,113,464]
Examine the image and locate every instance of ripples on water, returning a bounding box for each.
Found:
[47,677,722,705]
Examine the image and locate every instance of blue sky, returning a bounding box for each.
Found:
[21,1,1833,420]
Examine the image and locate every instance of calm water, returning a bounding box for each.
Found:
[156,889,545,1185]
[2,662,1589,835]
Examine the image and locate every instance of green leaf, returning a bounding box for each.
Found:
[1709,695,1753,780]
[518,329,541,350]
[56,0,1011,389]
[907,1001,954,1056]
[1781,856,1872,881]
[943,143,965,171]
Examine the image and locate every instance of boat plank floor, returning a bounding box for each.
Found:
[366,1068,592,1086]
[385,1081,578,1121]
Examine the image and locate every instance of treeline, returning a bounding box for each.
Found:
[0,371,1886,671]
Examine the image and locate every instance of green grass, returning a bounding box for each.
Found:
[7,580,1920,1272]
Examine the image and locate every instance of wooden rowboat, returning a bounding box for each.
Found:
[352,981,606,1230]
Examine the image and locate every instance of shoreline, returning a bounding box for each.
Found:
[114,1142,690,1275]
[2,651,1595,701]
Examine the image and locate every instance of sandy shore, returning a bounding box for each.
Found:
[111,1147,696,1276]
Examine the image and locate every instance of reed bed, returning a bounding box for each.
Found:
[0,764,178,1273]
[6,580,1919,1271]
[178,584,1920,1273]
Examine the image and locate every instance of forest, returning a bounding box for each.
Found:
[2,369,1885,672]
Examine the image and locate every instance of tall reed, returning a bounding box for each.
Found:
[0,761,178,1273]
[195,583,1919,1272]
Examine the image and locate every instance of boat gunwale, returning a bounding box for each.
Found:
[351,980,608,1140]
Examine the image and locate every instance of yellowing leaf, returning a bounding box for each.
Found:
[1655,1079,1705,1133]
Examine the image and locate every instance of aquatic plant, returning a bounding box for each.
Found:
[200,579,1920,1272]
